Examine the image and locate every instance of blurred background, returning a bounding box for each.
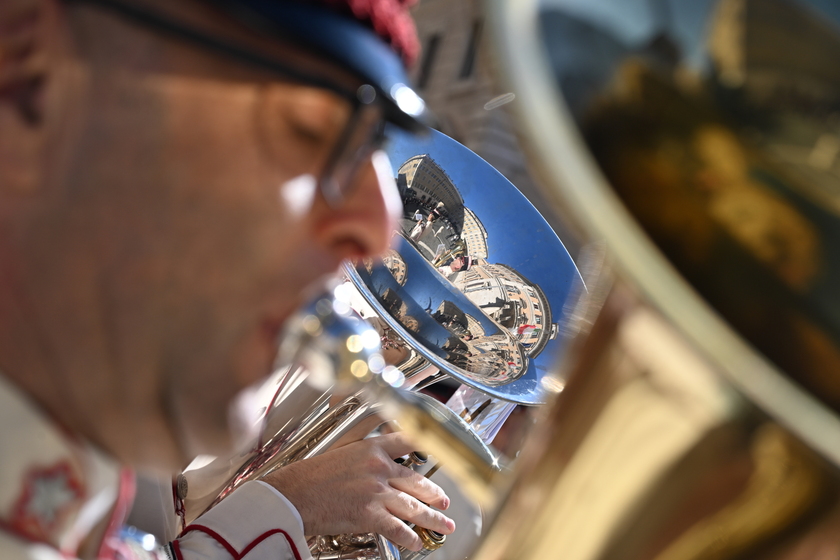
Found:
[407,0,583,258]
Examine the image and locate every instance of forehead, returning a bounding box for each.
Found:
[71,0,367,94]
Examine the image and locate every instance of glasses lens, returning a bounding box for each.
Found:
[320,102,387,205]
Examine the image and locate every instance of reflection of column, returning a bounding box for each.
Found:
[461,208,489,258]
[446,385,516,443]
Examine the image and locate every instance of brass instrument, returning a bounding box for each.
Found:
[180,128,583,560]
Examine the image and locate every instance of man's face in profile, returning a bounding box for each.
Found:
[0,0,401,469]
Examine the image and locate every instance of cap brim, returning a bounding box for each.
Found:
[229,0,430,132]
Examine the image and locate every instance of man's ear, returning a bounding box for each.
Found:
[0,0,49,194]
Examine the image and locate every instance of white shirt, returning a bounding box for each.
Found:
[0,375,310,560]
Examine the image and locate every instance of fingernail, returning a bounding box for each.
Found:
[442,497,450,510]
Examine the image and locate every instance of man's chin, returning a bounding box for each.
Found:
[173,427,237,473]
[166,399,238,469]
[227,380,272,452]
[175,384,275,468]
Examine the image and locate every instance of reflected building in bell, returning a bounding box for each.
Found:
[462,333,529,385]
[434,300,469,333]
[454,261,556,358]
[380,288,419,333]
[436,306,529,385]
[392,151,557,367]
[397,155,465,233]
[381,249,408,286]
[461,208,489,259]
[465,313,485,338]
[409,0,581,251]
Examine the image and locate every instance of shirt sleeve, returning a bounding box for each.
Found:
[170,480,310,560]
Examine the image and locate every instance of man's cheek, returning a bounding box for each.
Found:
[278,173,319,218]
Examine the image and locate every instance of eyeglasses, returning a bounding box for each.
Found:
[64,0,395,206]
[320,88,389,205]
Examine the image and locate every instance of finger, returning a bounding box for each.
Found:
[377,516,424,551]
[379,420,400,435]
[385,492,456,536]
[388,468,450,510]
[372,431,420,460]
[329,414,385,449]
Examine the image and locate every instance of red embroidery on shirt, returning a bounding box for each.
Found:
[10,461,85,544]
[180,523,302,560]
[98,468,137,560]
[171,539,185,560]
[172,478,186,535]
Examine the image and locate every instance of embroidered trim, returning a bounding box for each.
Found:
[10,461,85,546]
[97,468,137,559]
[180,523,303,560]
[172,538,184,560]
[172,477,186,535]
[0,374,121,556]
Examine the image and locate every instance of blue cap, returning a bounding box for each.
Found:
[227,0,428,131]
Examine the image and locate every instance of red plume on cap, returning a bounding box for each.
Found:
[320,0,420,66]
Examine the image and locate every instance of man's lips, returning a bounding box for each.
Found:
[259,297,308,357]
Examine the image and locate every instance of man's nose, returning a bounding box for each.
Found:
[312,150,403,261]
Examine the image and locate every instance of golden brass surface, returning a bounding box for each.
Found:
[414,527,446,552]
[466,285,835,560]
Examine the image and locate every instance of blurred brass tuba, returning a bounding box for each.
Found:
[417,0,840,559]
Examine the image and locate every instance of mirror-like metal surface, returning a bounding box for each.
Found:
[410,391,498,469]
[345,128,582,405]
